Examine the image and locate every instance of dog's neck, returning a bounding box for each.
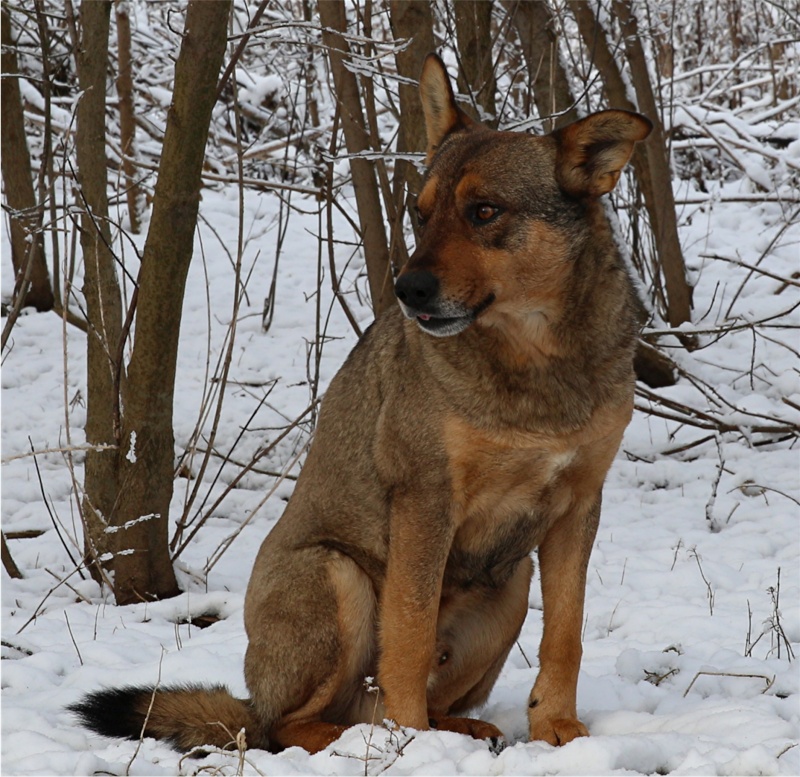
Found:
[475,307,562,371]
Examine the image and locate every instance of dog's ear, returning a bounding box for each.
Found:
[419,53,474,161]
[552,110,652,198]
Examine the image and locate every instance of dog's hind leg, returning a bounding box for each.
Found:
[244,546,378,753]
[426,556,533,741]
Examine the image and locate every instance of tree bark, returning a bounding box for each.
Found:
[75,0,124,582]
[569,0,692,329]
[114,0,142,234]
[1,7,54,312]
[388,0,435,253]
[505,0,578,131]
[110,0,231,604]
[454,0,496,122]
[389,0,434,194]
[612,0,693,328]
[318,0,394,315]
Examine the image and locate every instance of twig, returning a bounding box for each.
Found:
[204,438,310,574]
[2,533,23,579]
[725,208,800,318]
[701,254,800,288]
[120,154,320,196]
[29,438,83,573]
[517,640,533,668]
[689,548,715,616]
[63,611,83,665]
[326,107,364,338]
[172,401,316,559]
[705,437,724,532]
[683,670,775,697]
[1,212,47,352]
[768,568,795,662]
[16,563,84,634]
[125,649,165,776]
[3,530,45,540]
[1,639,33,656]
[192,445,298,481]
[1,442,118,465]
[215,0,270,101]
[171,60,249,555]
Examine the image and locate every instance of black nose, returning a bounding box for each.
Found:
[394,270,439,308]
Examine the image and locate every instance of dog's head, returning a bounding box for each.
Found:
[394,53,652,339]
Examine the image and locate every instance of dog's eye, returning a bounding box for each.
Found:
[415,206,428,229]
[470,203,501,224]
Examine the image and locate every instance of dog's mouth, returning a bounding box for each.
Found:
[415,312,473,337]
[401,294,495,338]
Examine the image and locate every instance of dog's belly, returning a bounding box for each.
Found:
[444,512,539,591]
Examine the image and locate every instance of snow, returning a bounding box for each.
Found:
[2,136,799,777]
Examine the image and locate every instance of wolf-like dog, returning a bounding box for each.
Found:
[71,53,651,754]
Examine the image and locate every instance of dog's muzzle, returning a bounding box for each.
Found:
[394,270,494,337]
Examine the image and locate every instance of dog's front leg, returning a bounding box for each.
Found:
[528,497,601,746]
[378,492,453,731]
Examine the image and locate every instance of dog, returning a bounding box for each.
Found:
[71,53,651,754]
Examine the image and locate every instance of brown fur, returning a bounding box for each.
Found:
[71,54,652,755]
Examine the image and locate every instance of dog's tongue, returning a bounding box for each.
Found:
[418,314,431,321]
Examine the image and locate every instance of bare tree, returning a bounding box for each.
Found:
[612,0,693,330]
[1,6,54,313]
[70,0,233,603]
[114,0,142,234]
[389,0,435,215]
[318,0,394,314]
[568,0,693,330]
[453,0,496,121]
[505,0,578,131]
[108,0,232,604]
[74,0,125,583]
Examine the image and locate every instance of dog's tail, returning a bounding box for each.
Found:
[69,684,269,751]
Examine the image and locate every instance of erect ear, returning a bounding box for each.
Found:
[419,53,475,162]
[552,109,652,198]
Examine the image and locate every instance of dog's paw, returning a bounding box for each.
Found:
[429,715,504,747]
[487,733,507,755]
[529,717,588,747]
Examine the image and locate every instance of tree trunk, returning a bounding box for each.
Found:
[388,0,435,252]
[75,0,124,582]
[569,0,692,329]
[110,0,231,604]
[318,0,394,315]
[612,0,693,328]
[1,7,54,312]
[505,0,578,131]
[454,0,496,121]
[389,0,434,195]
[114,0,142,234]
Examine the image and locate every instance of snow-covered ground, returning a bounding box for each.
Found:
[2,163,798,775]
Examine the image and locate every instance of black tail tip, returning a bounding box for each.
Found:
[68,686,154,741]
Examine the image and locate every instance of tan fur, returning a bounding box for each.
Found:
[133,687,265,750]
[74,53,652,755]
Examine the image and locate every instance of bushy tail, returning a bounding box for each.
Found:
[69,684,269,751]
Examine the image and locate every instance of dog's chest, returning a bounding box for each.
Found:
[439,419,575,591]
[444,415,579,528]
[440,403,628,591]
